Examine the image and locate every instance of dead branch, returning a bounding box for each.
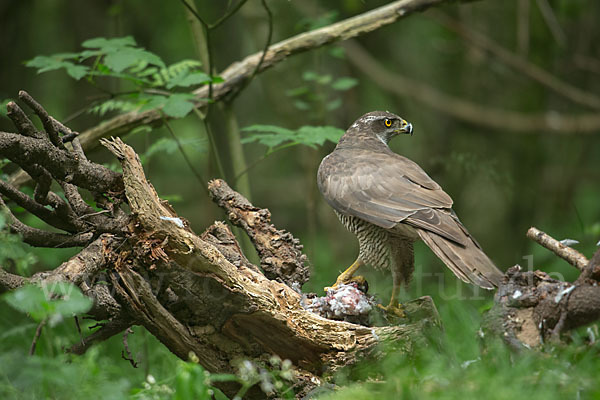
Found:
[100,137,440,382]
[535,0,566,47]
[526,227,589,271]
[29,319,47,356]
[0,90,442,398]
[208,179,309,287]
[4,93,123,192]
[0,196,93,248]
[8,0,452,188]
[68,318,132,355]
[430,12,600,110]
[0,93,128,248]
[121,328,139,368]
[576,249,600,284]
[0,268,26,293]
[486,263,600,349]
[484,229,600,349]
[343,41,600,134]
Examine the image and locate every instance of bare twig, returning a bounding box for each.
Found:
[0,196,93,248]
[29,319,47,356]
[2,93,125,195]
[182,0,209,71]
[343,41,600,133]
[121,327,139,368]
[0,180,77,232]
[208,179,309,286]
[161,116,207,188]
[68,318,132,355]
[575,248,600,284]
[18,91,66,149]
[74,316,84,347]
[1,131,124,193]
[227,0,273,102]
[6,101,40,139]
[430,12,600,111]
[526,227,589,271]
[7,0,450,190]
[535,0,566,47]
[71,138,87,161]
[211,0,250,29]
[60,182,94,216]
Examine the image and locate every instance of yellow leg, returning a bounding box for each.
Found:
[377,266,406,318]
[324,259,365,291]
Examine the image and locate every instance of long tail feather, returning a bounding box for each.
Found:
[416,228,503,289]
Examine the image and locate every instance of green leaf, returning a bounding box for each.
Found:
[208,373,238,382]
[326,98,342,111]
[316,74,332,85]
[3,282,92,326]
[242,124,295,136]
[302,71,319,81]
[26,55,65,70]
[162,94,195,118]
[285,86,309,97]
[166,71,212,89]
[130,125,153,136]
[0,217,37,275]
[293,100,310,110]
[241,124,343,152]
[331,77,358,91]
[89,99,138,116]
[81,36,137,50]
[212,389,231,400]
[65,64,89,80]
[48,282,94,318]
[138,94,168,112]
[104,48,164,73]
[174,361,212,400]
[3,285,47,320]
[80,36,165,73]
[25,55,90,80]
[241,125,296,149]
[302,70,333,84]
[295,125,344,147]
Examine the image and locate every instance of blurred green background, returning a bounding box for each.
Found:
[1,0,599,398]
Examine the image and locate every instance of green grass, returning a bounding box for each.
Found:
[317,297,600,400]
[1,233,598,399]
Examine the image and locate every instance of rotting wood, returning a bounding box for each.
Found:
[0,93,443,398]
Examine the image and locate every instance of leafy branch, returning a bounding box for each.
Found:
[235,125,343,182]
[26,36,221,119]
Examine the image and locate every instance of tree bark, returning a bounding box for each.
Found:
[483,236,600,349]
[0,96,441,398]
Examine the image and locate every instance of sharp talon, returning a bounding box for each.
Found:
[324,275,367,293]
[377,303,406,318]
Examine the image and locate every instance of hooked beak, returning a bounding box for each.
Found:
[397,120,413,136]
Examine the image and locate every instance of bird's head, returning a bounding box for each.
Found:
[346,111,413,146]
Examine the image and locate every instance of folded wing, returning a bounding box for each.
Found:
[318,149,503,288]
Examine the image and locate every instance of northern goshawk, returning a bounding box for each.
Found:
[317,111,503,315]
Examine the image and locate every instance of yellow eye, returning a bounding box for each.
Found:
[384,118,392,127]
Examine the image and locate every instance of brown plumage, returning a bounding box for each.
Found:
[318,111,502,310]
